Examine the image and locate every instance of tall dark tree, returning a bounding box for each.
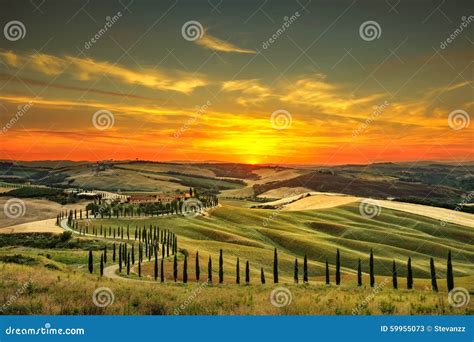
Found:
[294,258,299,284]
[447,250,454,291]
[195,251,200,282]
[357,258,362,286]
[126,252,130,275]
[100,254,104,276]
[112,243,116,262]
[273,248,279,284]
[131,244,135,265]
[183,254,188,283]
[219,249,224,284]
[160,258,164,282]
[392,260,398,289]
[173,254,178,282]
[260,267,266,284]
[118,244,122,273]
[236,258,240,284]
[407,257,413,289]
[369,249,375,287]
[335,249,341,285]
[430,257,438,292]
[325,259,330,285]
[138,260,142,277]
[103,246,107,264]
[154,253,158,281]
[88,250,93,274]
[303,255,308,283]
[245,261,250,284]
[208,256,212,284]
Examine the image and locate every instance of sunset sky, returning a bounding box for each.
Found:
[0,0,472,165]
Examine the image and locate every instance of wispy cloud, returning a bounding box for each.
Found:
[0,51,208,93]
[196,34,256,54]
[221,79,271,105]
[280,75,384,113]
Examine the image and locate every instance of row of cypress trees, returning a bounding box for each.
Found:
[88,246,456,291]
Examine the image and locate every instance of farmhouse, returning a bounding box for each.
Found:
[127,192,190,204]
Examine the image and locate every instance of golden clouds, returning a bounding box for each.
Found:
[221,79,271,105]
[195,34,256,54]
[0,51,207,93]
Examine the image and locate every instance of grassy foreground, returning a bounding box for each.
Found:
[0,261,472,315]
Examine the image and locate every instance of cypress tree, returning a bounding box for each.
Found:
[88,250,93,274]
[131,244,135,265]
[369,249,375,287]
[219,249,224,284]
[154,253,158,281]
[183,254,188,283]
[195,251,200,282]
[100,254,104,276]
[118,244,122,273]
[357,258,362,286]
[127,252,130,275]
[325,259,330,285]
[430,257,438,292]
[208,256,212,284]
[447,250,454,291]
[113,243,116,262]
[294,258,299,284]
[138,260,141,277]
[407,257,413,289]
[392,260,398,289]
[303,255,308,283]
[236,258,240,284]
[245,261,250,284]
[160,258,164,282]
[103,246,107,264]
[173,254,178,282]
[260,267,265,284]
[273,248,278,284]
[335,249,341,285]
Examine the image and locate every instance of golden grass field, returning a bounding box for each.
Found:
[0,196,472,315]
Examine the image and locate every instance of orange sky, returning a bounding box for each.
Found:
[0,0,472,165]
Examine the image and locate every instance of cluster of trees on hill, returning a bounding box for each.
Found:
[88,226,178,278]
[81,194,218,218]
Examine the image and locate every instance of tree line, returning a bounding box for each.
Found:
[88,246,456,291]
